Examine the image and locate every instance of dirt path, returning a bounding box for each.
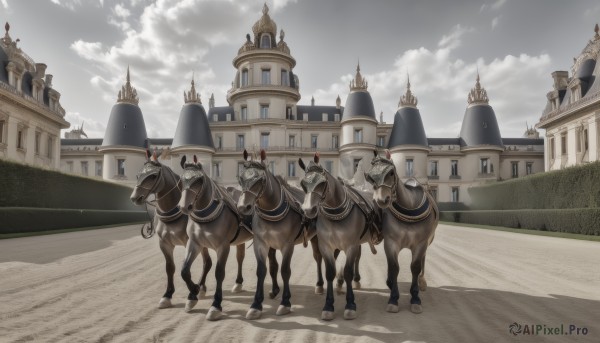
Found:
[0,224,598,342]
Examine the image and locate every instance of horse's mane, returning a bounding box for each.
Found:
[275,175,304,202]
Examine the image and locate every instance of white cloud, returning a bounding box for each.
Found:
[491,16,500,30]
[311,26,551,138]
[113,3,131,18]
[64,111,107,139]
[480,0,507,12]
[0,0,8,9]
[438,24,474,50]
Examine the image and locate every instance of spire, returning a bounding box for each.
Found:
[209,93,215,108]
[349,61,368,91]
[184,73,201,104]
[399,74,418,108]
[336,94,341,108]
[280,29,285,41]
[595,23,599,40]
[311,96,315,106]
[262,2,268,15]
[2,22,12,45]
[467,71,489,105]
[117,66,139,105]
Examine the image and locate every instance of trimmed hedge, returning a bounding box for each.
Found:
[468,161,600,210]
[0,159,138,210]
[440,209,600,235]
[0,207,147,234]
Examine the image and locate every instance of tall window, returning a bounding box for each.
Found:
[451,160,458,176]
[511,161,519,178]
[429,161,438,176]
[430,187,438,202]
[213,114,219,122]
[325,160,333,173]
[241,69,248,86]
[281,69,289,86]
[377,136,385,147]
[117,159,125,176]
[479,158,489,174]
[260,132,269,148]
[216,136,223,150]
[212,162,222,178]
[550,138,555,159]
[311,134,318,149]
[260,105,269,119]
[289,135,295,148]
[81,161,89,176]
[286,106,293,120]
[526,162,533,175]
[561,133,567,155]
[67,161,73,172]
[241,106,247,121]
[577,130,582,152]
[451,187,460,202]
[260,34,271,48]
[0,120,5,143]
[406,159,414,177]
[47,137,53,157]
[354,129,363,143]
[262,69,271,85]
[288,161,295,177]
[237,134,245,150]
[17,129,24,149]
[35,132,41,155]
[95,161,103,176]
[332,135,339,149]
[584,129,589,151]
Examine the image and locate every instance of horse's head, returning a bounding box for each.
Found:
[237,149,268,216]
[299,152,327,219]
[364,150,396,208]
[178,155,208,214]
[130,149,163,206]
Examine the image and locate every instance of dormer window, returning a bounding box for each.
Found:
[260,34,271,48]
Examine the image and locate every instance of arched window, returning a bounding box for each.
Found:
[260,34,271,48]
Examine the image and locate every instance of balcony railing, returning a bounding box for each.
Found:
[216,146,339,153]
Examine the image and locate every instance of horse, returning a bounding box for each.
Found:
[177,155,254,321]
[129,150,212,309]
[364,149,439,314]
[237,149,323,320]
[298,152,381,320]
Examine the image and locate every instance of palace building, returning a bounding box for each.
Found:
[0,23,69,170]
[536,24,600,171]
[0,5,545,206]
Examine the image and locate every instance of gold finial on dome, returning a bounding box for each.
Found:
[399,74,418,108]
[252,3,277,38]
[117,66,139,105]
[349,62,368,91]
[263,2,269,15]
[467,70,489,105]
[184,73,201,104]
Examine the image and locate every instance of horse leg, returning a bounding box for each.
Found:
[343,245,360,320]
[384,239,401,313]
[246,242,269,320]
[310,236,324,294]
[232,243,245,293]
[334,249,344,294]
[158,240,175,309]
[321,248,336,321]
[197,247,212,298]
[276,245,294,315]
[181,241,202,312]
[352,245,362,289]
[419,252,427,291]
[268,248,280,299]
[206,245,230,321]
[409,247,425,314]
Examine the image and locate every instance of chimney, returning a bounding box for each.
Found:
[551,71,568,91]
[45,74,53,88]
[35,63,47,79]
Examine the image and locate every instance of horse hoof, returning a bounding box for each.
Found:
[386,304,399,313]
[321,311,334,321]
[199,285,207,298]
[231,283,243,293]
[158,297,172,309]
[411,304,423,314]
[206,306,223,321]
[418,278,427,291]
[315,286,324,295]
[246,308,262,320]
[352,281,361,290]
[343,309,357,320]
[185,300,198,312]
[276,305,291,316]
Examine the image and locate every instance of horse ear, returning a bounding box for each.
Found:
[298,158,306,171]
[314,152,320,164]
[180,155,186,169]
[260,149,266,162]
[385,149,391,160]
[193,155,198,164]
[243,149,248,161]
[373,150,378,157]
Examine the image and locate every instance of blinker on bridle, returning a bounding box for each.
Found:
[240,161,268,200]
[367,157,398,198]
[301,163,329,201]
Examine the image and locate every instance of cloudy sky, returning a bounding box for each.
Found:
[2,0,600,139]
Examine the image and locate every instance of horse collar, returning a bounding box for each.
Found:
[319,186,354,221]
[256,186,291,222]
[389,193,432,223]
[190,178,225,223]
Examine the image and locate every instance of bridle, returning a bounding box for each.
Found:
[366,158,398,200]
[239,161,269,202]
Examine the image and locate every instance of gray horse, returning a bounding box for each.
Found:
[237,149,322,320]
[178,155,253,321]
[364,150,438,314]
[299,153,381,321]
[130,150,212,309]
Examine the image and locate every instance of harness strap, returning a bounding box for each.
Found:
[389,191,432,223]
